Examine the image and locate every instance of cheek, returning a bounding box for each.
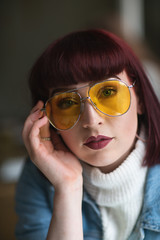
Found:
[123,115,138,138]
[117,98,138,139]
[60,131,78,150]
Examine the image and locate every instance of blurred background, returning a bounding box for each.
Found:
[0,0,160,239]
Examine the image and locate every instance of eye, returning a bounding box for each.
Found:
[57,97,78,109]
[98,86,117,98]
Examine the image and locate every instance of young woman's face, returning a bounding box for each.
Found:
[59,71,141,173]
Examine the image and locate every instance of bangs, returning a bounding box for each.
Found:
[47,30,128,88]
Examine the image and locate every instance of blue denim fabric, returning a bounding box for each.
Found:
[15,159,160,240]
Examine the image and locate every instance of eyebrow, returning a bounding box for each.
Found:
[50,85,90,97]
[50,87,71,96]
[50,83,91,96]
[50,75,121,96]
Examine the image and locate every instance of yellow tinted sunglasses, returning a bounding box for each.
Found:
[41,78,136,130]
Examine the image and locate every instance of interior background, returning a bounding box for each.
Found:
[0,0,160,239]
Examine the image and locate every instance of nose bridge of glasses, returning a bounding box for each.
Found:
[80,96,90,103]
[80,96,94,114]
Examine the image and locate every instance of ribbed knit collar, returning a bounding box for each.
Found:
[82,133,148,207]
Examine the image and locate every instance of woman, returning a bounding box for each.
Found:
[15,29,160,240]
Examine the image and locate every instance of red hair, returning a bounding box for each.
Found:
[29,29,160,166]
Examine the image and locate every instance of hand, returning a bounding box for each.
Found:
[22,101,83,191]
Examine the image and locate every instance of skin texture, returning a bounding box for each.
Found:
[22,70,142,239]
[60,71,142,173]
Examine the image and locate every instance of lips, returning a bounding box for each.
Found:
[84,135,112,150]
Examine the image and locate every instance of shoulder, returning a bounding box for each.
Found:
[17,157,50,187]
[145,164,160,200]
[15,158,54,239]
[140,165,160,233]
[15,157,54,210]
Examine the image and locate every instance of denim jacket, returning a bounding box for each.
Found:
[15,158,160,240]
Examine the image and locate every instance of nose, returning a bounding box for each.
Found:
[81,100,103,128]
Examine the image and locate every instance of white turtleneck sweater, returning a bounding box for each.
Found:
[82,135,148,240]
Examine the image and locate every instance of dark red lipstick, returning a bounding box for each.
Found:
[84,135,112,150]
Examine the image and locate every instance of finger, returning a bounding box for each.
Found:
[40,120,50,138]
[30,101,44,114]
[22,109,42,142]
[39,120,53,151]
[22,101,45,143]
[50,129,68,152]
[28,116,49,149]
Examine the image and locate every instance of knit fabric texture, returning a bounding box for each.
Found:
[82,134,148,240]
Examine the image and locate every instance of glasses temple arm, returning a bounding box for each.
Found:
[129,80,136,89]
[41,108,46,112]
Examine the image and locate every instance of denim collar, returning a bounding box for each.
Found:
[83,189,101,218]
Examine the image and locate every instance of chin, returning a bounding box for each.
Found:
[82,154,116,167]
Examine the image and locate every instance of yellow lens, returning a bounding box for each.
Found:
[46,92,81,130]
[89,80,131,116]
